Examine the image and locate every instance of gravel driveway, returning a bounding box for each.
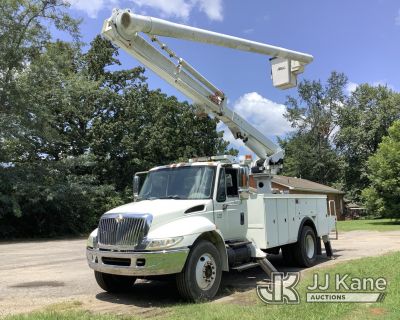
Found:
[1,230,400,317]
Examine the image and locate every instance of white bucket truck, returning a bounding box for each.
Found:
[86,9,336,301]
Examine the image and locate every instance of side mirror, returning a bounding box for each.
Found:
[133,171,148,201]
[133,175,140,201]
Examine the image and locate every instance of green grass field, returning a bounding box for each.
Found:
[5,251,400,320]
[337,218,400,232]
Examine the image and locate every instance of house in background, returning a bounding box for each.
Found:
[271,175,345,220]
[344,201,367,219]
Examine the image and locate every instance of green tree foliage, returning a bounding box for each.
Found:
[0,1,232,238]
[283,72,400,205]
[281,72,347,184]
[362,120,400,218]
[279,131,341,184]
[0,1,79,157]
[85,36,231,192]
[335,85,400,200]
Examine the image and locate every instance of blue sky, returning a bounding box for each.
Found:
[64,0,400,155]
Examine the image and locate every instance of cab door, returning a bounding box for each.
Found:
[213,167,247,241]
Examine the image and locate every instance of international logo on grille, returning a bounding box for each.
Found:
[115,214,124,223]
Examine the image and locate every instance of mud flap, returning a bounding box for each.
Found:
[324,240,333,258]
[317,236,322,255]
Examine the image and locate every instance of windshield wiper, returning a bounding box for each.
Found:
[139,196,159,200]
[160,195,182,200]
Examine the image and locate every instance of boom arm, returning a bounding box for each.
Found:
[101,9,313,173]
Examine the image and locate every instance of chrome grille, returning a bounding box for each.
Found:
[98,214,150,248]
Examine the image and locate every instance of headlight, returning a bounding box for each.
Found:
[87,228,98,249]
[145,236,183,250]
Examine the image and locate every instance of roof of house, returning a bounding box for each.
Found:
[272,175,345,194]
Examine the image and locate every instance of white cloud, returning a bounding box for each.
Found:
[345,81,358,95]
[395,9,400,26]
[232,92,292,137]
[68,0,117,19]
[130,0,191,20]
[130,0,223,21]
[217,92,292,155]
[68,0,223,21]
[194,0,223,21]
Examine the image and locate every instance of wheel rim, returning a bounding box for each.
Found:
[305,234,315,259]
[195,253,217,290]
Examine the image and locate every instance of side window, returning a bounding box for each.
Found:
[226,168,239,197]
[216,169,226,202]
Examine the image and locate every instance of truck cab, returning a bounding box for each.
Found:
[87,157,254,299]
[136,157,250,239]
[87,156,336,301]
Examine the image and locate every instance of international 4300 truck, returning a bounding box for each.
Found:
[86,9,336,301]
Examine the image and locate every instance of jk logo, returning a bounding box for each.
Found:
[257,272,300,304]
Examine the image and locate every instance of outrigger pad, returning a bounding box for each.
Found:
[324,240,333,258]
[257,258,277,278]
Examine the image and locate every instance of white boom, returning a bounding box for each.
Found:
[101,9,313,174]
[114,11,313,65]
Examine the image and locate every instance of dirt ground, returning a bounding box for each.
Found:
[1,230,400,317]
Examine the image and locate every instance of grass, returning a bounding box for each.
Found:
[2,302,132,320]
[337,218,400,232]
[4,251,400,320]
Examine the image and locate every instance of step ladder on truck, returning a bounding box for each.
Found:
[85,9,337,301]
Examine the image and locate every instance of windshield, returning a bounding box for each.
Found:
[138,166,215,200]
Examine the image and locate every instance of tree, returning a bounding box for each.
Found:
[86,36,232,193]
[0,1,79,159]
[0,35,125,237]
[0,1,233,238]
[282,71,347,185]
[335,84,400,200]
[362,120,400,219]
[279,131,341,184]
[285,71,347,140]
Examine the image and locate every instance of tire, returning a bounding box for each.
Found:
[176,240,222,302]
[94,271,136,293]
[292,225,317,267]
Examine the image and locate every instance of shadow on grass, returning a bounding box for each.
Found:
[367,220,400,226]
[94,252,336,309]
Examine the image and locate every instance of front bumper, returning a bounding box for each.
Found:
[86,247,189,276]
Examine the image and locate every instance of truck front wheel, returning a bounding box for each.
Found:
[94,271,136,293]
[176,240,222,302]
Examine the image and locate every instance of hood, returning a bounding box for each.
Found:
[104,199,211,227]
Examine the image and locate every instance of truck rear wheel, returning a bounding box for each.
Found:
[94,271,136,293]
[176,240,222,302]
[293,226,317,267]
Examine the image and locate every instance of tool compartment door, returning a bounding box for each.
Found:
[277,199,289,244]
[265,198,278,248]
